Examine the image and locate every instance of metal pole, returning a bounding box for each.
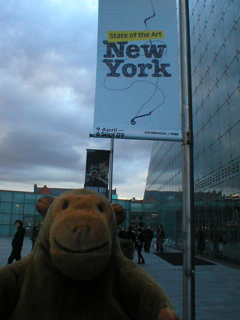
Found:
[178,0,195,319]
[108,138,114,203]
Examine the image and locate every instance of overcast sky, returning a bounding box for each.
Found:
[0,0,153,199]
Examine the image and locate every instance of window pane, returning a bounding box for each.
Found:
[0,225,10,236]
[23,216,34,234]
[13,192,25,203]
[12,203,24,214]
[0,203,12,214]
[1,191,13,202]
[25,193,37,204]
[11,215,23,224]
[24,204,36,215]
[0,214,11,224]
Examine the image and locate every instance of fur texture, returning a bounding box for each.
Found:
[0,189,179,320]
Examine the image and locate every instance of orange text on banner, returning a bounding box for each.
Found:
[107,30,164,43]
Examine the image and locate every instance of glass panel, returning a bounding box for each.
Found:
[229,90,239,130]
[0,225,10,236]
[23,216,34,234]
[130,203,143,211]
[116,200,128,209]
[0,203,12,214]
[24,204,36,215]
[0,214,11,224]
[11,215,24,225]
[1,191,13,202]
[12,203,24,214]
[25,193,37,204]
[13,192,25,203]
[33,216,44,227]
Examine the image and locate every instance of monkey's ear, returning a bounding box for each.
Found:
[112,204,126,225]
[36,196,55,217]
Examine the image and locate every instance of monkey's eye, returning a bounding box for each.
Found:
[62,202,69,210]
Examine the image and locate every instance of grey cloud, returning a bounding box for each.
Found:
[0,128,82,168]
[0,0,152,199]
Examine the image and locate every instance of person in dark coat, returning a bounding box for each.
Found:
[156,225,165,253]
[31,225,39,250]
[144,226,154,252]
[136,228,145,264]
[7,220,25,264]
[118,226,126,239]
[125,226,136,242]
[197,227,205,254]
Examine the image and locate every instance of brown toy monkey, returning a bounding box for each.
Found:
[0,189,179,320]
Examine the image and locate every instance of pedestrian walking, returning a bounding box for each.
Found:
[156,224,165,253]
[144,226,153,252]
[7,220,25,264]
[31,225,39,250]
[136,227,145,264]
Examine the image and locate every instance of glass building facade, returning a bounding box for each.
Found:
[0,191,45,237]
[0,189,142,237]
[144,0,240,265]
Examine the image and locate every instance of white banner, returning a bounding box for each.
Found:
[93,0,181,141]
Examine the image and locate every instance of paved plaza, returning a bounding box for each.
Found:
[1,237,240,319]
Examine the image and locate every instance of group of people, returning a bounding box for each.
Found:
[7,220,165,266]
[118,224,165,264]
[7,220,39,264]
